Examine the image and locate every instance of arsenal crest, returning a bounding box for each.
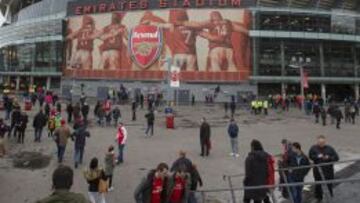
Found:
[129,25,163,69]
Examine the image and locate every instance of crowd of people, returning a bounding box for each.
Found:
[0,87,356,203]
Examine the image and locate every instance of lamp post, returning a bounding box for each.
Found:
[289,55,311,112]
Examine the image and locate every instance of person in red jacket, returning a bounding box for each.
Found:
[134,163,169,203]
[116,123,127,164]
[167,167,190,203]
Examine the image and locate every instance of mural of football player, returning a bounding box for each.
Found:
[67,15,98,70]
[179,11,249,72]
[147,9,198,71]
[94,12,130,70]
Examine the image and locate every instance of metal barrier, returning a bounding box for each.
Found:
[196,158,360,203]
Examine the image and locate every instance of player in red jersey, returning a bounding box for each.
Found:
[67,15,98,70]
[93,12,128,70]
[179,11,248,72]
[148,10,198,71]
[168,9,198,71]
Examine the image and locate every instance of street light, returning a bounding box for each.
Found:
[289,54,311,112]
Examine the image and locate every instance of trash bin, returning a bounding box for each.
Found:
[24,100,32,111]
[166,114,174,129]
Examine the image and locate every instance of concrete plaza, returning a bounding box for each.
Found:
[0,102,359,203]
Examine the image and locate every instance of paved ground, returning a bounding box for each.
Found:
[0,102,359,203]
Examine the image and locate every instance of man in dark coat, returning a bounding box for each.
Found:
[230,101,236,118]
[309,135,339,202]
[9,105,21,138]
[171,150,193,173]
[73,103,81,120]
[243,140,270,203]
[33,109,48,142]
[3,96,12,120]
[134,163,169,203]
[320,107,327,126]
[334,106,343,129]
[132,101,137,121]
[145,110,155,136]
[287,143,310,203]
[81,103,90,122]
[313,103,321,123]
[199,118,211,157]
[71,122,90,168]
[17,112,28,144]
[66,103,74,123]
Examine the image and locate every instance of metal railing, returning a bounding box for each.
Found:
[195,158,360,203]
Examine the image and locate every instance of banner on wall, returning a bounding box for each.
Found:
[170,65,180,87]
[64,9,252,82]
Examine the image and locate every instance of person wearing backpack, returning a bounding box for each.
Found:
[287,142,310,203]
[84,157,107,203]
[48,115,56,137]
[145,110,155,137]
[115,123,127,164]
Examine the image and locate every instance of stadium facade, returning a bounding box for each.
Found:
[0,0,359,102]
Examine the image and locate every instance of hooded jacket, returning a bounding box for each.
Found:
[244,150,269,200]
[36,190,88,203]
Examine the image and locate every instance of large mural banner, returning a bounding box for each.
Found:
[64,9,252,81]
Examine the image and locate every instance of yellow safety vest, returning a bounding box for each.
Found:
[263,101,268,109]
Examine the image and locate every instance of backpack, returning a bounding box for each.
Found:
[48,119,55,130]
[267,155,275,186]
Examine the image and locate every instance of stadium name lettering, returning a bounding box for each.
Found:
[69,0,243,16]
[133,31,159,39]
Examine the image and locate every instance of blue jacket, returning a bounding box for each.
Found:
[228,123,239,138]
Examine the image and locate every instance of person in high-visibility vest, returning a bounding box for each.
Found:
[257,100,263,114]
[251,100,256,114]
[263,100,269,115]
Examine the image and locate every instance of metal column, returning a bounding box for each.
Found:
[319,42,325,77]
[281,41,286,97]
[46,77,51,90]
[321,83,326,103]
[15,76,20,91]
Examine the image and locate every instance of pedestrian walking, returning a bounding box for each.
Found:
[81,102,90,122]
[56,102,62,114]
[17,112,28,144]
[287,142,311,203]
[4,96,12,120]
[309,135,339,202]
[188,164,203,203]
[145,110,155,136]
[44,103,50,117]
[230,101,236,118]
[36,165,88,203]
[224,102,229,117]
[199,118,211,157]
[171,150,193,173]
[0,119,10,157]
[320,107,327,126]
[112,106,121,127]
[166,167,190,203]
[104,146,116,191]
[97,106,105,127]
[71,121,90,168]
[243,140,271,203]
[73,102,81,120]
[227,118,239,157]
[334,106,343,129]
[115,123,127,164]
[134,163,169,203]
[48,115,56,137]
[350,103,356,124]
[54,120,71,163]
[84,157,107,203]
[132,101,137,121]
[8,105,21,138]
[66,102,74,123]
[313,103,321,123]
[140,94,144,109]
[33,109,47,142]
